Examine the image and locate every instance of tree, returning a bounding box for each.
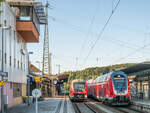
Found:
[67,63,135,83]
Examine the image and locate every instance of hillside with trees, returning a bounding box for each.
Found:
[66,63,135,83]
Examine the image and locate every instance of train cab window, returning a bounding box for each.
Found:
[112,74,127,92]
[73,82,85,91]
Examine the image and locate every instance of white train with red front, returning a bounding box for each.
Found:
[69,79,87,101]
[87,71,131,105]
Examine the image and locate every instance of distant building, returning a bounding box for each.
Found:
[0,0,45,108]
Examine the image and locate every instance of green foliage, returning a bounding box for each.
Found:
[0,0,4,5]
[66,63,135,83]
[0,0,4,2]
[62,82,69,91]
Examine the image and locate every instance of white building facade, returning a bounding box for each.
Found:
[0,2,28,108]
[0,0,45,108]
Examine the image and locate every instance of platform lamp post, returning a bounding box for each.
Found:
[27,52,33,106]
[1,25,11,113]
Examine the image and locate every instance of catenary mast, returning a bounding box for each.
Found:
[42,1,51,76]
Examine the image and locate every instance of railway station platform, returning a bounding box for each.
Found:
[131,99,150,113]
[6,97,75,113]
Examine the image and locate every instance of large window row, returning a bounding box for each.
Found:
[0,27,27,71]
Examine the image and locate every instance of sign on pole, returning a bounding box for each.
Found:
[32,89,41,98]
[0,71,8,77]
[32,89,41,113]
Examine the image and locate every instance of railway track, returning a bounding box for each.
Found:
[72,102,98,113]
[72,98,147,113]
[72,102,81,113]
[86,98,146,113]
[114,107,143,113]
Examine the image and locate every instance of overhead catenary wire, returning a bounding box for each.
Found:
[77,0,100,68]
[111,42,150,65]
[104,37,150,54]
[50,16,89,34]
[50,16,150,53]
[83,0,121,65]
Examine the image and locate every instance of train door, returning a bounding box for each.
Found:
[98,85,101,97]
[94,84,96,98]
[102,84,104,98]
[96,84,99,99]
[103,85,106,97]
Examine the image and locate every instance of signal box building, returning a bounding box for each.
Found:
[0,0,46,109]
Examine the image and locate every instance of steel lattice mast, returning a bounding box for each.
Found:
[42,2,51,76]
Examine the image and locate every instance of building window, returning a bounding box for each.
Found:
[18,61,19,69]
[21,62,22,70]
[0,49,1,61]
[24,64,25,71]
[14,58,16,68]
[13,83,22,97]
[10,56,11,66]
[5,53,7,64]
[16,6,32,21]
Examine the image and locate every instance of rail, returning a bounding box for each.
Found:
[84,102,98,113]
[72,102,81,113]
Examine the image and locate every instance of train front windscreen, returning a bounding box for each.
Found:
[73,82,85,92]
[112,74,127,93]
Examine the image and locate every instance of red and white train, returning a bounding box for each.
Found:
[87,71,131,105]
[69,79,87,101]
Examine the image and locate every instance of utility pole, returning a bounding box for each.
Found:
[49,53,54,97]
[42,1,50,76]
[56,64,61,74]
[42,1,52,97]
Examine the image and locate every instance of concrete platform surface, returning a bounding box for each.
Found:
[6,97,75,113]
[131,99,150,112]
[131,99,150,106]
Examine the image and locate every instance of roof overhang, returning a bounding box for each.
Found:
[7,0,40,6]
[121,61,150,75]
[57,74,69,80]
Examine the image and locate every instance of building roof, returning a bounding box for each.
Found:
[29,63,41,73]
[6,0,40,6]
[57,74,69,80]
[121,61,150,75]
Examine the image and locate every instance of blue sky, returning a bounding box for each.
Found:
[28,0,150,74]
